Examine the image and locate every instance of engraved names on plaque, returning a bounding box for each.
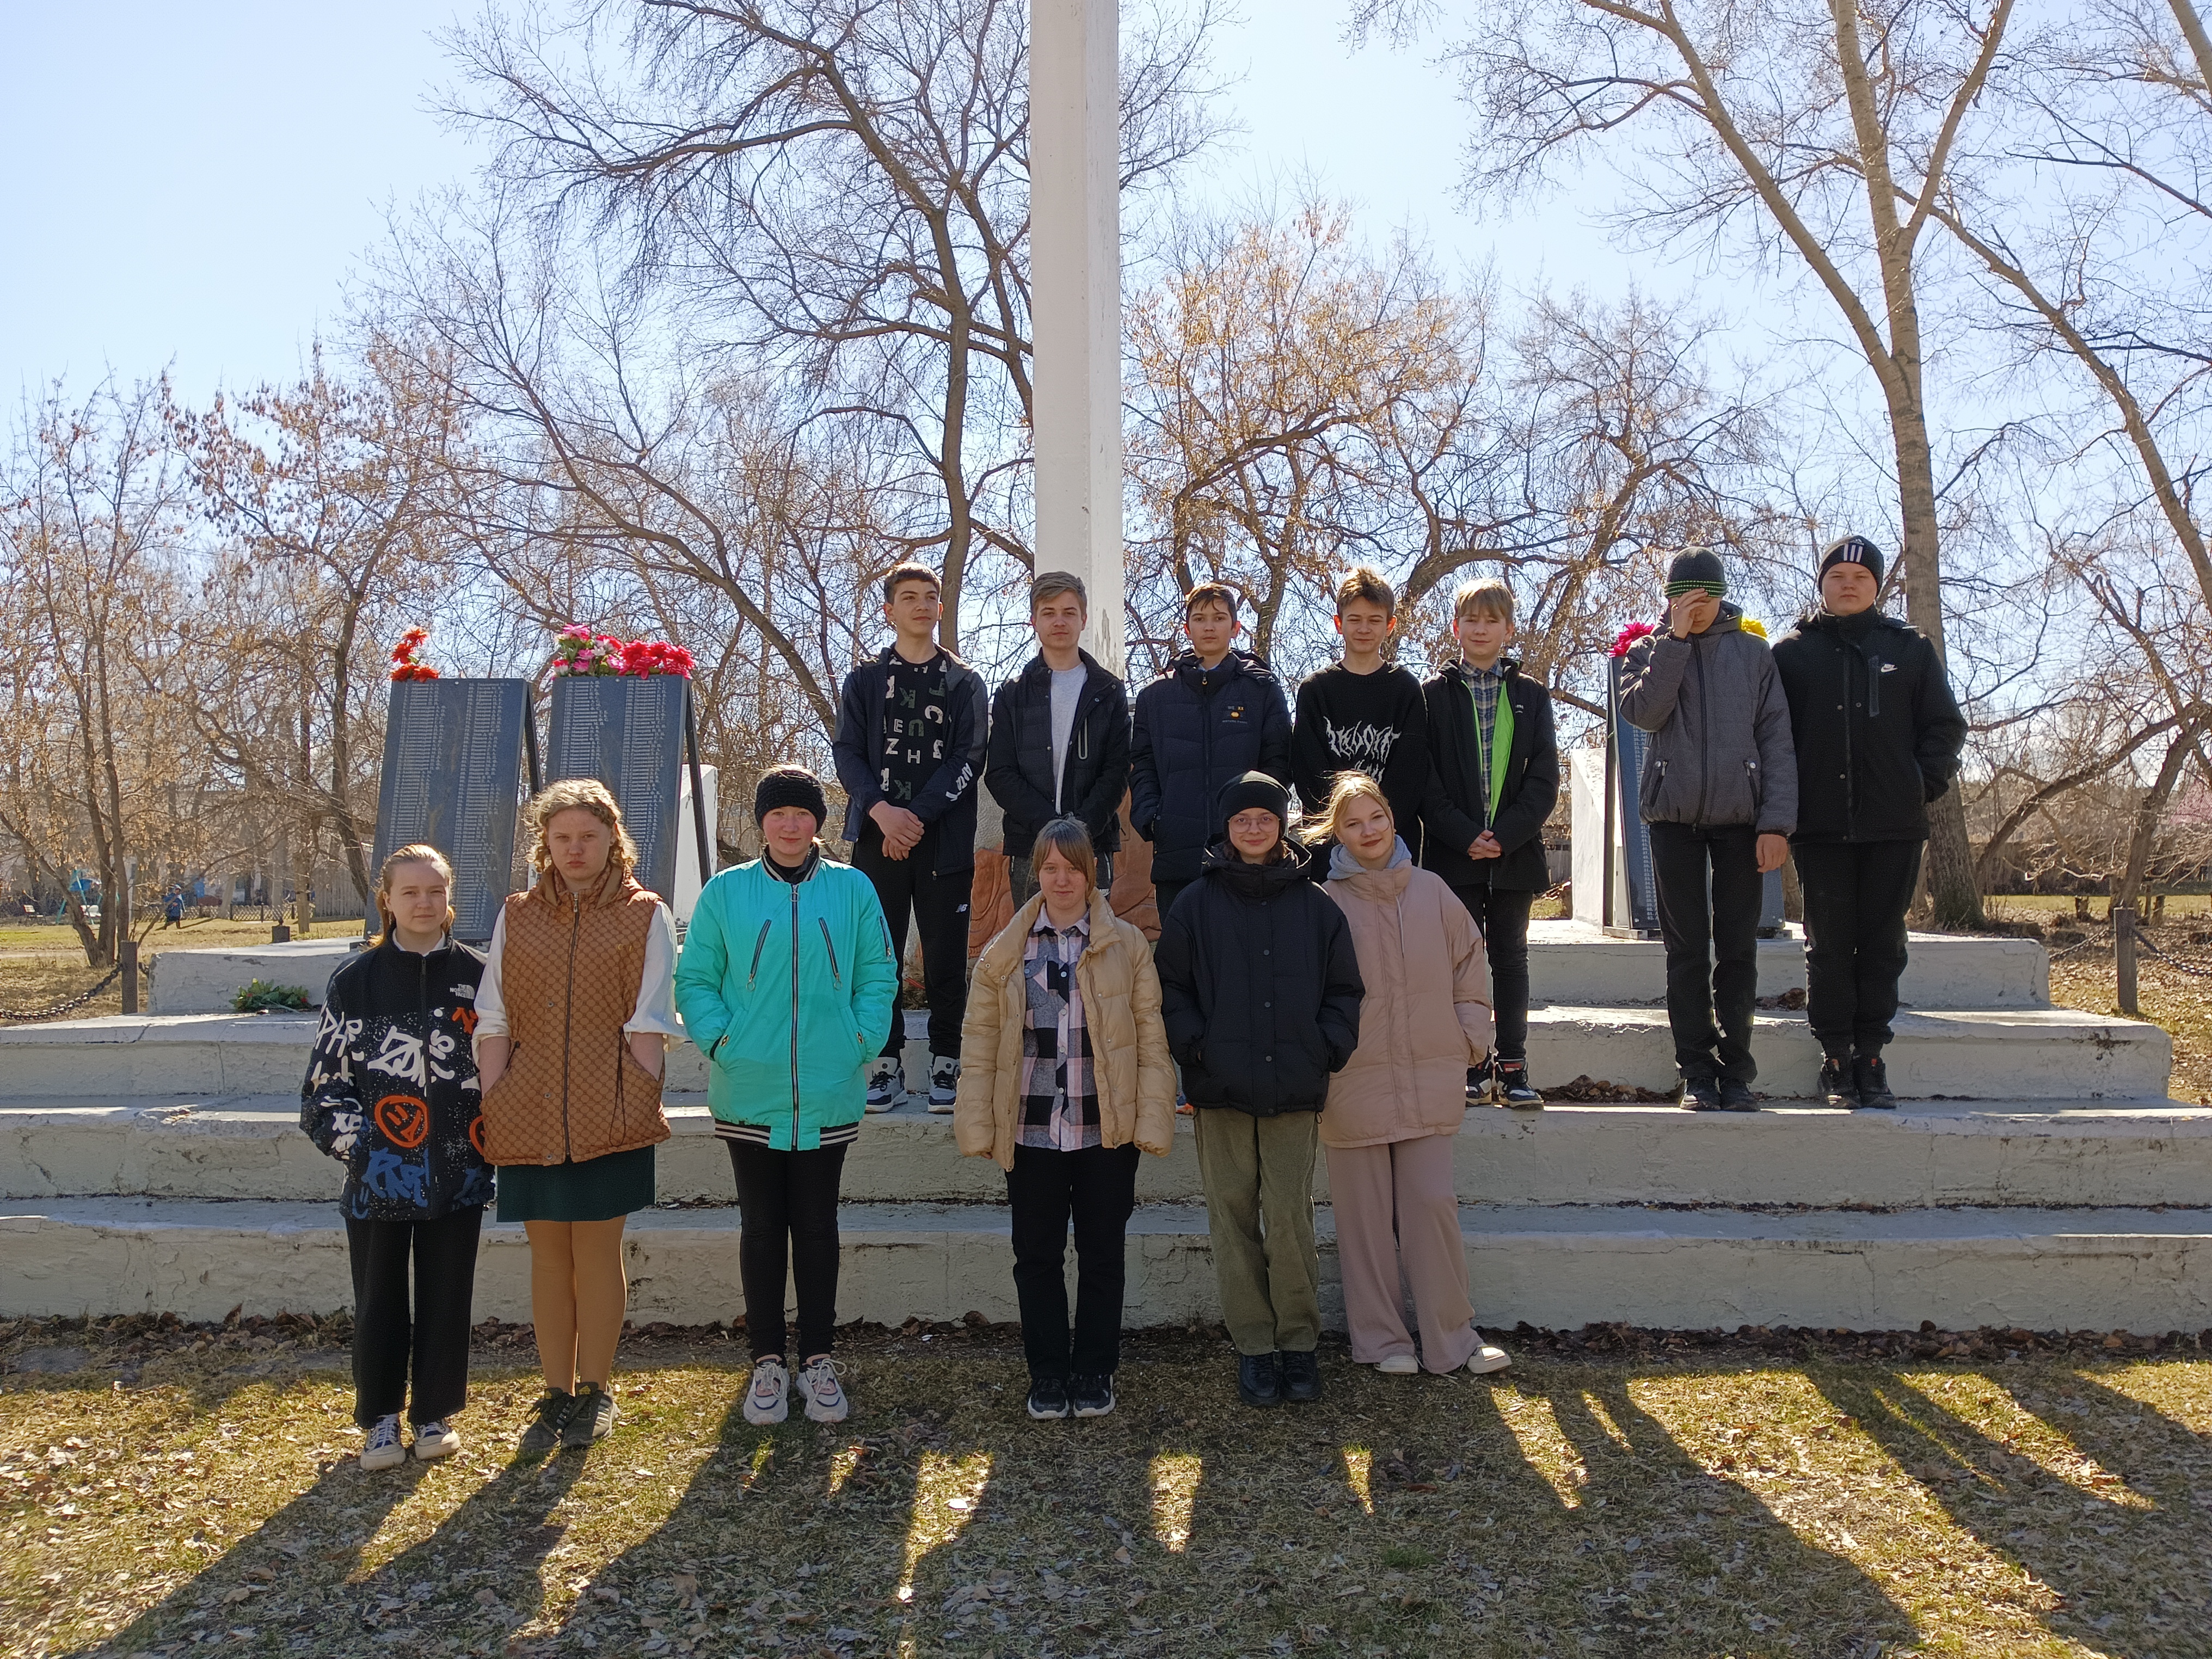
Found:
[546,675,687,904]
[371,679,533,943]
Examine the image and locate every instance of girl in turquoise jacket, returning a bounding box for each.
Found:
[675,765,898,1425]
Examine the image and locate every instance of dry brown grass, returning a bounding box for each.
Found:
[5,1319,2208,1659]
[0,920,339,1024]
[2017,919,2212,1105]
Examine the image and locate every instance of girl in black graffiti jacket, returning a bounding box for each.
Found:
[300,843,490,1470]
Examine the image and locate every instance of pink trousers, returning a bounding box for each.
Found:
[1326,1133,1482,1373]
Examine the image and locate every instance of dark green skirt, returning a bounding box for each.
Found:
[495,1146,655,1224]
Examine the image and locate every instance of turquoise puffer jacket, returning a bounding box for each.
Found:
[674,853,899,1150]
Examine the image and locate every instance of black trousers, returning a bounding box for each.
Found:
[852,824,970,1059]
[1451,884,1534,1060]
[345,1206,484,1427]
[728,1140,848,1361]
[1648,822,1762,1085]
[1006,1141,1141,1380]
[1795,839,1922,1056]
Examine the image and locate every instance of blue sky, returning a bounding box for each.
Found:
[0,0,1668,407]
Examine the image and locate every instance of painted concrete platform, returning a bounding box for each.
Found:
[145,937,359,1015]
[6,1197,2206,1333]
[1525,920,2049,1008]
[10,1096,2211,1212]
[2,1002,2168,1102]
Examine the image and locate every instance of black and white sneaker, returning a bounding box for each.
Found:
[1853,1052,1897,1110]
[1027,1375,1072,1420]
[1818,1054,1860,1108]
[360,1413,406,1471]
[864,1056,905,1114]
[1465,1058,1495,1107]
[518,1390,575,1455]
[562,1382,617,1447]
[1069,1373,1115,1418]
[927,1054,960,1113]
[1495,1060,1544,1110]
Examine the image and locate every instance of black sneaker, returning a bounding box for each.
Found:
[1027,1375,1072,1420]
[1278,1349,1322,1404]
[1678,1077,1723,1111]
[1819,1054,1860,1108]
[1069,1373,1115,1418]
[562,1382,616,1448]
[1853,1052,1897,1110]
[1465,1058,1494,1106]
[1237,1352,1282,1408]
[1495,1060,1544,1110]
[518,1389,575,1455]
[1718,1079,1759,1112]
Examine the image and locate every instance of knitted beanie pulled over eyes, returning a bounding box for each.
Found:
[1663,546,1727,598]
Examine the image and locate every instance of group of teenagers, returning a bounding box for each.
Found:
[302,533,1967,1467]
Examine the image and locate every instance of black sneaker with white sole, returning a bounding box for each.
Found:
[1818,1054,1860,1108]
[1027,1375,1072,1420]
[1678,1076,1723,1111]
[1495,1059,1544,1109]
[1465,1058,1494,1107]
[1853,1052,1897,1110]
[518,1389,575,1455]
[1718,1079,1759,1112]
[562,1382,616,1447]
[928,1054,960,1113]
[1069,1374,1115,1418]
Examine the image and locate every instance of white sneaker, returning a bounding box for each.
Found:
[360,1414,406,1471]
[864,1056,905,1113]
[797,1355,850,1423]
[927,1054,960,1113]
[1466,1336,1513,1375]
[413,1420,460,1460]
[744,1356,790,1425]
[1375,1354,1420,1375]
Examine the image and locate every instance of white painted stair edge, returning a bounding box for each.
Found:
[5,1198,2207,1334]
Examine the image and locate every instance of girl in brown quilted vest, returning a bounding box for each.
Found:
[475,778,680,1453]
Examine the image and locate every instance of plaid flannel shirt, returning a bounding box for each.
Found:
[1016,910,1099,1151]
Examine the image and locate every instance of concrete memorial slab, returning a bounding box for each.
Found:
[371,677,535,943]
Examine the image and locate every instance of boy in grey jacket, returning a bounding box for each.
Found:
[1617,549,1798,1110]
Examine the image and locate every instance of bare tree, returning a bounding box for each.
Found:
[1361,0,2018,924]
[439,0,1228,653]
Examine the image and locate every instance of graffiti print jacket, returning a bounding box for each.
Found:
[300,936,493,1221]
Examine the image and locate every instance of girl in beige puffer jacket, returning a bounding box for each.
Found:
[1320,774,1513,1377]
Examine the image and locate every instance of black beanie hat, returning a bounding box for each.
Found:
[1818,533,1885,586]
[1663,546,1727,596]
[754,764,828,827]
[1216,771,1291,837]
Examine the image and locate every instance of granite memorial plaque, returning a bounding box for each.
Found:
[371,678,534,943]
[546,675,690,903]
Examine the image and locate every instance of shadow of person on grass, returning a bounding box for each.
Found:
[1813,1363,2209,1657]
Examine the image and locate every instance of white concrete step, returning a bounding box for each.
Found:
[1526,920,2049,1007]
[1,1001,2168,1103]
[6,1196,2206,1334]
[145,937,358,1015]
[1522,1004,2169,1101]
[11,1097,2212,1211]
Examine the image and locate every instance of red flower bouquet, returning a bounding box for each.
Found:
[390,626,440,682]
[549,625,693,678]
[1609,620,1655,659]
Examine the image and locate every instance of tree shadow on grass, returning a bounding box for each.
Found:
[1813,1363,2211,1657]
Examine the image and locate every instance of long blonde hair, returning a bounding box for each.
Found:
[370,843,456,947]
[526,778,638,888]
[1319,771,1393,846]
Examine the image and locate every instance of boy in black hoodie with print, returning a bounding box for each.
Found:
[1291,566,1430,856]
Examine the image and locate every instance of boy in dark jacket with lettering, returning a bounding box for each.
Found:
[1617,549,1798,1111]
[1156,773,1363,1410]
[1130,582,1294,925]
[1771,536,1967,1109]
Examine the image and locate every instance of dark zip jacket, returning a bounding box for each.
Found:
[984,650,1132,858]
[1417,658,1560,893]
[1154,844,1364,1116]
[1129,649,1294,886]
[1770,608,1967,844]
[1617,603,1798,834]
[831,645,990,874]
[300,937,492,1221]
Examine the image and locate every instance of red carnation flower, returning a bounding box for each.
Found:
[1610,620,1656,659]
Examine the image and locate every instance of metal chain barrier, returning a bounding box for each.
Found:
[2044,935,2098,963]
[2134,931,2212,980]
[0,964,124,1022]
